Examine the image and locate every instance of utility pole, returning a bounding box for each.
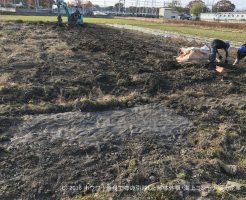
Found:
[151,0,154,16]
[118,0,120,15]
[35,0,39,12]
[211,0,214,13]
[144,0,147,16]
[135,0,139,16]
[82,0,85,15]
[123,0,125,13]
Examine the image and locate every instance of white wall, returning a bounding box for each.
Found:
[200,12,246,22]
[0,7,16,12]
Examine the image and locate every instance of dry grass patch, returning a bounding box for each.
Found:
[0,73,16,89]
[48,42,74,57]
[0,73,10,85]
[79,92,147,111]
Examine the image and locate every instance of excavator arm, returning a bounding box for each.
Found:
[62,3,71,21]
[56,0,74,26]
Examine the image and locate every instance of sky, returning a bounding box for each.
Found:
[89,0,245,10]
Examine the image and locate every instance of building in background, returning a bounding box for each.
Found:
[159,7,179,19]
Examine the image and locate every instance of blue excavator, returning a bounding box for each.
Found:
[56,0,83,26]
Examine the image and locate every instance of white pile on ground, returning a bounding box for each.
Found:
[7,104,193,148]
[176,45,211,64]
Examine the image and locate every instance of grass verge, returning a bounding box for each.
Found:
[0,15,246,43]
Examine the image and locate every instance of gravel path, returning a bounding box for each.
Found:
[107,24,241,47]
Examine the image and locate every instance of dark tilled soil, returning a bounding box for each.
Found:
[0,21,246,200]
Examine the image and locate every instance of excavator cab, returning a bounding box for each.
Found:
[70,8,83,26]
[56,0,84,27]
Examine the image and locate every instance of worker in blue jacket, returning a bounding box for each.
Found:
[233,44,246,65]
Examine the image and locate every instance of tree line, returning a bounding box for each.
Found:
[112,0,236,17]
[186,0,236,17]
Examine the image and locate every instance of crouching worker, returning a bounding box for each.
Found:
[233,44,246,65]
[209,39,230,67]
